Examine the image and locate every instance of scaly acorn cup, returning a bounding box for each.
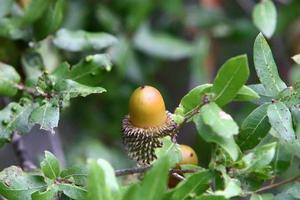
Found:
[122,85,177,166]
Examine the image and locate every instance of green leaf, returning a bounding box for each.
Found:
[40,151,60,179]
[138,156,170,200]
[193,114,240,161]
[200,102,239,138]
[252,0,277,38]
[195,195,227,200]
[52,54,112,86]
[33,0,66,40]
[250,193,274,200]
[0,62,20,96]
[0,166,46,200]
[170,170,212,200]
[237,103,271,151]
[133,25,193,60]
[215,175,242,198]
[177,84,212,115]
[0,99,34,145]
[53,29,117,52]
[58,183,87,200]
[212,55,249,106]
[253,33,286,97]
[87,159,120,200]
[267,102,295,141]
[31,186,58,200]
[29,98,60,134]
[22,0,51,24]
[55,79,106,100]
[278,85,300,108]
[241,142,276,173]
[60,166,87,186]
[21,51,44,85]
[155,136,181,166]
[292,54,300,65]
[233,85,260,102]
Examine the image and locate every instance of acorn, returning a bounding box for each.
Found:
[122,86,177,166]
[178,144,198,165]
[168,144,199,188]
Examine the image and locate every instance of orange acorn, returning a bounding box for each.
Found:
[122,86,177,165]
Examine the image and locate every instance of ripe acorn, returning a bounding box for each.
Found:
[122,86,177,166]
[168,144,199,188]
[178,144,198,165]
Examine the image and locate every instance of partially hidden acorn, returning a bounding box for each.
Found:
[168,144,199,188]
[178,144,198,165]
[122,85,177,166]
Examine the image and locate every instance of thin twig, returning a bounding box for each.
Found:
[115,166,197,177]
[255,174,300,193]
[16,83,48,98]
[11,132,36,171]
[171,172,186,181]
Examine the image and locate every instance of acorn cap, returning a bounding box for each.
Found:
[122,111,177,165]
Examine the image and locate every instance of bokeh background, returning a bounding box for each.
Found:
[0,0,300,171]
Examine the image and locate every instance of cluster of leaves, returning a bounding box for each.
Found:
[0,0,118,145]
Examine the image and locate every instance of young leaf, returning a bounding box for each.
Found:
[170,170,212,200]
[0,99,34,146]
[193,114,240,161]
[233,85,260,102]
[87,159,120,200]
[0,166,46,200]
[40,151,60,179]
[252,0,277,38]
[253,33,287,97]
[212,55,249,106]
[200,102,239,138]
[267,102,295,141]
[54,79,106,100]
[29,98,59,134]
[58,183,87,200]
[133,25,193,60]
[53,29,117,52]
[178,84,212,115]
[52,54,112,86]
[241,142,276,173]
[292,54,300,65]
[138,155,170,200]
[0,62,21,97]
[237,103,271,151]
[31,186,58,200]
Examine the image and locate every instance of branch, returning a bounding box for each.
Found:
[11,132,36,171]
[16,83,49,98]
[115,166,197,177]
[255,174,300,193]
